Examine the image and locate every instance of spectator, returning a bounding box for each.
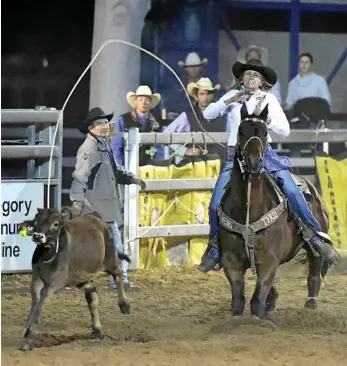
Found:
[233,45,282,104]
[285,52,331,112]
[165,52,209,120]
[163,77,227,163]
[110,85,163,167]
[70,107,146,292]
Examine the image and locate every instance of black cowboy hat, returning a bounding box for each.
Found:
[79,107,114,134]
[232,59,277,86]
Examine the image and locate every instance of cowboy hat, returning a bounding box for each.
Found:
[178,52,208,68]
[232,59,277,86]
[237,44,269,65]
[126,85,161,109]
[79,107,113,134]
[187,78,220,98]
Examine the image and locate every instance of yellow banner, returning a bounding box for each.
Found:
[315,155,347,249]
[138,158,221,268]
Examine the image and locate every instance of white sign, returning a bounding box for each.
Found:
[1,182,44,273]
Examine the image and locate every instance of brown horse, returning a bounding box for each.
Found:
[218,104,333,319]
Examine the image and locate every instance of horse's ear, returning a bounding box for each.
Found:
[37,208,43,213]
[258,103,269,122]
[240,103,249,121]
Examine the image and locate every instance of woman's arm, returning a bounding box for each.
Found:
[203,89,240,119]
[267,93,290,136]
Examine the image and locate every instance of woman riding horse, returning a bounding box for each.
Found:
[198,58,335,273]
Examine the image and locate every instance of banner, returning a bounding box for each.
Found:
[315,154,347,249]
[1,182,44,273]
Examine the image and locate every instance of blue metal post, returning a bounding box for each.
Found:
[289,0,300,81]
[327,48,347,85]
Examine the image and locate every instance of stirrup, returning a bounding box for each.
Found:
[316,231,333,245]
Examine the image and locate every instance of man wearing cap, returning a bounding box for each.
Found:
[233,45,282,104]
[163,77,228,163]
[70,107,146,291]
[110,85,163,167]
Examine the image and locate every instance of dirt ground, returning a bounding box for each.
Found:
[1,265,347,366]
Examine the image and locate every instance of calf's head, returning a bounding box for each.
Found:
[20,208,66,245]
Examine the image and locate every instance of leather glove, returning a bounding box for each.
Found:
[131,178,146,190]
[70,201,83,217]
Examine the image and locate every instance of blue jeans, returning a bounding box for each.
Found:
[108,222,128,284]
[208,157,322,245]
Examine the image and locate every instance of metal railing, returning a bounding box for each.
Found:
[1,108,63,210]
[120,128,347,269]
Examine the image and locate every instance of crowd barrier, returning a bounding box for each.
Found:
[123,129,347,269]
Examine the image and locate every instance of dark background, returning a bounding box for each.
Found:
[2,0,347,128]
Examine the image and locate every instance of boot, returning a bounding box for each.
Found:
[310,232,337,264]
[197,238,221,273]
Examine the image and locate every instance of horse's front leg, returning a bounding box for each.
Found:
[305,250,324,309]
[222,254,246,316]
[250,262,278,318]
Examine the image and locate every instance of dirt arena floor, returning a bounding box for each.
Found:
[2,265,347,366]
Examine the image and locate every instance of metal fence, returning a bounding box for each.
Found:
[119,128,347,269]
[1,108,63,210]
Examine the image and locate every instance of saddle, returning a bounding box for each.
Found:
[269,172,312,202]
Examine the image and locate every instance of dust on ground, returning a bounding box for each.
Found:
[2,266,347,366]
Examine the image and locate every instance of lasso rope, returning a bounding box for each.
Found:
[47,39,230,208]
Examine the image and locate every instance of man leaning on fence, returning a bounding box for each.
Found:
[69,107,146,292]
[110,85,163,167]
[163,77,228,164]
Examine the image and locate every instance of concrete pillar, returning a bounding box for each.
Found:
[90,0,151,115]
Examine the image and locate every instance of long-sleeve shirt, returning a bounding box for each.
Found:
[163,112,191,158]
[285,72,331,110]
[203,89,290,147]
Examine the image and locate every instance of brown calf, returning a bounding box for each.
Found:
[18,208,130,351]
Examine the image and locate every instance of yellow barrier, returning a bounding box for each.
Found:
[138,156,221,269]
[315,154,347,249]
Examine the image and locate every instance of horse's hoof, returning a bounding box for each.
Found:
[119,300,131,314]
[305,298,318,310]
[19,340,34,351]
[92,329,105,341]
[231,307,244,316]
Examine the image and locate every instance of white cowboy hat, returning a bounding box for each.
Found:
[126,85,161,109]
[178,52,208,67]
[187,78,220,98]
[237,45,269,66]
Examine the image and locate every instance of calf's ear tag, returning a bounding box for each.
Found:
[19,227,28,237]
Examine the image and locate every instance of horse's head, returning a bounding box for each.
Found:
[237,102,269,176]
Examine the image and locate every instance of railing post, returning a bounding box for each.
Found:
[124,128,140,270]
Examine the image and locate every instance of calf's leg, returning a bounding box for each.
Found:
[103,237,130,314]
[78,282,104,340]
[20,282,50,351]
[108,268,130,314]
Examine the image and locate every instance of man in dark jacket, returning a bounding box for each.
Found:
[163,77,228,164]
[70,107,146,292]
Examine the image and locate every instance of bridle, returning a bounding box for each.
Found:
[236,117,268,178]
